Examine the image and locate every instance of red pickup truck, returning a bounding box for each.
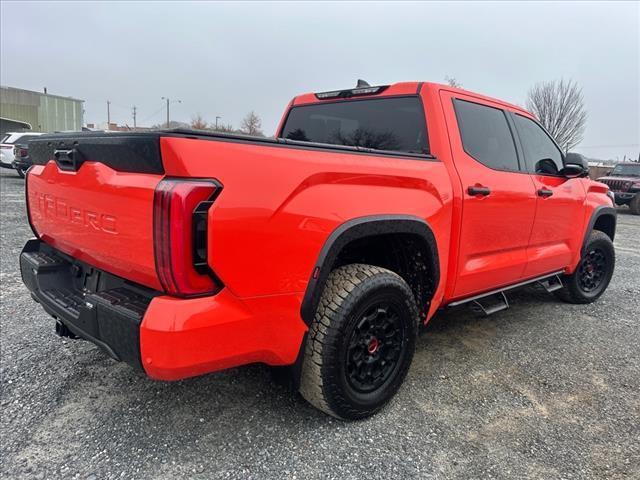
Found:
[21,81,616,419]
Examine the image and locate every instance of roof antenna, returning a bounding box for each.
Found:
[356,79,370,87]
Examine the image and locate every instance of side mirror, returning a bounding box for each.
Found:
[535,158,560,175]
[562,152,589,178]
[559,163,586,178]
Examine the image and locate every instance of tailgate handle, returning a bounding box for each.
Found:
[54,148,84,171]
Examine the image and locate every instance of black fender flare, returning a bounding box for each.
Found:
[299,214,440,326]
[581,206,617,255]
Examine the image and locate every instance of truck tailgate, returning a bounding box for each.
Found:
[27,135,163,290]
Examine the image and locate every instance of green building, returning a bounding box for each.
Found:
[0,86,84,134]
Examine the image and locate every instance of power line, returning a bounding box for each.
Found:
[139,104,168,125]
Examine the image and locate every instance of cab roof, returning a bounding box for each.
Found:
[291,81,530,117]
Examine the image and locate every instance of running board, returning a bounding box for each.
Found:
[471,291,509,316]
[536,274,563,293]
[447,271,565,316]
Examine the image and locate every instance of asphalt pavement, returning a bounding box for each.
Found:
[1,168,638,479]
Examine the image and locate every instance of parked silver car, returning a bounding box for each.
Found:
[0,132,44,174]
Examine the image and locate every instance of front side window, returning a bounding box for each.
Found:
[453,99,519,171]
[513,114,564,175]
[280,97,429,155]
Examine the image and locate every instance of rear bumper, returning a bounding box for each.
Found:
[21,239,307,381]
[20,239,155,371]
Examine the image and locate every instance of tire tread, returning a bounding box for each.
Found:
[299,263,417,419]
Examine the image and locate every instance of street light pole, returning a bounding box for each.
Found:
[216,116,221,129]
[161,97,181,128]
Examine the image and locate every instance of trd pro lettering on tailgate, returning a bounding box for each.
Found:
[32,191,118,234]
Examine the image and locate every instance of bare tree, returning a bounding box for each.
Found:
[445,76,462,88]
[526,79,587,152]
[151,120,189,129]
[190,114,209,130]
[240,111,264,136]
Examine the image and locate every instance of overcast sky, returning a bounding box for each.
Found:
[1,1,638,160]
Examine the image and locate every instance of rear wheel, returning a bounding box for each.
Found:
[555,230,615,304]
[299,264,418,420]
[629,195,640,215]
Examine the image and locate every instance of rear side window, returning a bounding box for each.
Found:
[280,97,429,154]
[454,99,519,171]
[512,114,564,175]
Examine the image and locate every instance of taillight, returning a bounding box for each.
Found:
[153,178,223,297]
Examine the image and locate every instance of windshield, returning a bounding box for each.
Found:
[611,164,640,177]
[280,97,429,154]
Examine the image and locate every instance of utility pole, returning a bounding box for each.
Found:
[132,106,137,130]
[216,116,221,129]
[107,100,111,130]
[161,97,181,128]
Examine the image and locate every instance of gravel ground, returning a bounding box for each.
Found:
[1,167,639,479]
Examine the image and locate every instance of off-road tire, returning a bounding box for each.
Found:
[299,264,419,420]
[629,195,640,215]
[555,230,615,304]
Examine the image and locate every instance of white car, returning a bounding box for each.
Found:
[0,132,45,169]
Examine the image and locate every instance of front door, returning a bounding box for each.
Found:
[441,92,538,299]
[510,113,587,277]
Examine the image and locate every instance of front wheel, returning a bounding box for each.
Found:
[299,264,419,420]
[556,230,615,304]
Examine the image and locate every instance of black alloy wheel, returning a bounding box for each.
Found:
[577,248,607,293]
[299,264,419,419]
[556,230,615,304]
[346,301,405,394]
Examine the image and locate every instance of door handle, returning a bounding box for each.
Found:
[537,188,553,198]
[468,185,491,196]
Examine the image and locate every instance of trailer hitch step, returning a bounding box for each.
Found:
[55,320,78,339]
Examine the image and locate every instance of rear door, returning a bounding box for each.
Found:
[510,113,587,277]
[440,92,538,298]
